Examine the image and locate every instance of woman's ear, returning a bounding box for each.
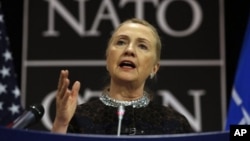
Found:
[150,63,159,79]
[106,60,109,72]
[152,63,160,74]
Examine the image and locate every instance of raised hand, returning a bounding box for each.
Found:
[52,70,81,133]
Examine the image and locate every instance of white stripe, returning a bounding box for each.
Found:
[23,60,223,67]
[241,107,250,124]
[232,88,242,106]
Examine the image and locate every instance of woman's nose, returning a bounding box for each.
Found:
[124,43,135,57]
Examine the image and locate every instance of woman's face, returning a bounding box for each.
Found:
[106,22,159,84]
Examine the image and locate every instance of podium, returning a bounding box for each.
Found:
[0,127,229,141]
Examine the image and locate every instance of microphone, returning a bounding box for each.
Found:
[117,105,125,136]
[7,104,45,129]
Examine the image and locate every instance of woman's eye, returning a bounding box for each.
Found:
[138,44,148,50]
[116,40,126,46]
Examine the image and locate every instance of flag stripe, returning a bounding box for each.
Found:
[225,13,250,130]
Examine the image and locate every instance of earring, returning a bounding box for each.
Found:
[150,73,154,79]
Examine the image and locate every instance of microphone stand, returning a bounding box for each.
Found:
[117,105,125,136]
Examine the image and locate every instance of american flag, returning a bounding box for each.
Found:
[0,3,23,126]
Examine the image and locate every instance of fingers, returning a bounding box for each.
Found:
[58,70,69,90]
[59,78,70,100]
[61,81,80,101]
[59,81,80,108]
[57,70,70,99]
[72,81,81,98]
[57,70,81,101]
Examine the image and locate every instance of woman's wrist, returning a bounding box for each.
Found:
[51,119,69,134]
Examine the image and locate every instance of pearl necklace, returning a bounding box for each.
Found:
[99,91,150,108]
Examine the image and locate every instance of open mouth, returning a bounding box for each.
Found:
[119,60,136,69]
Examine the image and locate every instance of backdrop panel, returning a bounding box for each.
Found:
[22,0,226,132]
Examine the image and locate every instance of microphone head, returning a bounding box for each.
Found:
[7,104,45,129]
[117,105,125,119]
[28,104,44,122]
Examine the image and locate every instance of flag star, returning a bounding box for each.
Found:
[0,7,23,125]
[0,101,3,110]
[2,49,12,61]
[0,83,7,95]
[0,66,10,78]
[12,86,20,98]
[8,103,20,115]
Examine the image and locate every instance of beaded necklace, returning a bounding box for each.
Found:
[99,91,150,108]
